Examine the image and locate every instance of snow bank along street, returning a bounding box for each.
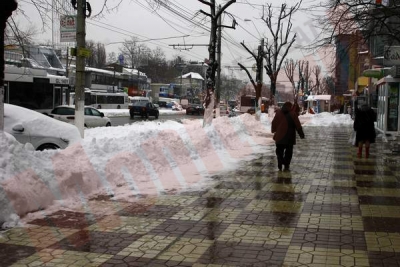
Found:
[0,112,353,227]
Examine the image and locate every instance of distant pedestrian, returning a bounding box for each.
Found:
[271,102,305,171]
[353,104,376,158]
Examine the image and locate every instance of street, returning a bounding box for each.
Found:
[109,113,204,126]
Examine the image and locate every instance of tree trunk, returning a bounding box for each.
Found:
[1,0,18,131]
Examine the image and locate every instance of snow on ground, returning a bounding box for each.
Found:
[0,111,353,228]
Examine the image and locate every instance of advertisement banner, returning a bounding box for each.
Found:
[384,46,400,66]
[60,15,76,42]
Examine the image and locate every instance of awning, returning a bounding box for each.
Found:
[362,68,391,79]
[306,95,332,101]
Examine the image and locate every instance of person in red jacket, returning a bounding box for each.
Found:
[271,102,305,171]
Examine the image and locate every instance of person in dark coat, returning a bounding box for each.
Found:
[353,104,376,158]
[271,102,305,171]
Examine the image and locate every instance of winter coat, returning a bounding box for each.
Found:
[353,106,376,145]
[271,103,305,145]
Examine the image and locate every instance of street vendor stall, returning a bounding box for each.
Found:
[306,94,332,113]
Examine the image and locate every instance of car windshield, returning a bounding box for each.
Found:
[132,101,147,107]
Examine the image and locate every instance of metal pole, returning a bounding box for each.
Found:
[75,0,86,137]
[216,5,222,118]
[137,47,140,95]
[66,47,70,105]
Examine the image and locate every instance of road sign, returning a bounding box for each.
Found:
[60,15,76,42]
[78,48,91,58]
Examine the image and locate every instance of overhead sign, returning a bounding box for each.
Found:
[384,46,400,66]
[60,15,76,42]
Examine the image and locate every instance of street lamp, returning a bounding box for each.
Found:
[244,19,261,38]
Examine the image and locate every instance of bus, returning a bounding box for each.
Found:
[4,64,70,114]
[70,89,129,109]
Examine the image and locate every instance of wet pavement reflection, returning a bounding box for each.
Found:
[2,126,400,266]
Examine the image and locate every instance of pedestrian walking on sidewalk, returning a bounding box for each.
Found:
[353,104,376,158]
[271,101,305,171]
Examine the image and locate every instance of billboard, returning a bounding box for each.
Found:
[60,15,76,42]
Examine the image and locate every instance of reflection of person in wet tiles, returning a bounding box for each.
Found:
[273,172,301,227]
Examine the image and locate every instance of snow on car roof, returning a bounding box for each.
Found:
[4,104,81,144]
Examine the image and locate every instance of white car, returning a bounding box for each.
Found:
[50,105,112,128]
[4,104,81,150]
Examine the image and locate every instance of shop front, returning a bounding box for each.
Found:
[376,77,400,133]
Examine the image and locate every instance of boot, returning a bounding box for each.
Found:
[357,146,362,158]
[365,147,370,158]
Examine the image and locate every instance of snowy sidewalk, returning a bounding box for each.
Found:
[2,124,400,266]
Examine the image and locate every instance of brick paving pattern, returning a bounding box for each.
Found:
[1,126,400,266]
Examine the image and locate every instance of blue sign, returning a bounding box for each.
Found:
[118,54,124,65]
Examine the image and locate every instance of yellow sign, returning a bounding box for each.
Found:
[78,48,91,58]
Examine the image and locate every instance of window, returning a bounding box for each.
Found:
[9,81,54,110]
[53,107,74,115]
[84,108,92,115]
[90,108,102,117]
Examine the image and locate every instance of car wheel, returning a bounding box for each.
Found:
[117,105,121,109]
[84,124,88,128]
[106,122,111,127]
[97,105,102,109]
[37,143,60,151]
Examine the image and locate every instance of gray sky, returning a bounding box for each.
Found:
[14,0,332,84]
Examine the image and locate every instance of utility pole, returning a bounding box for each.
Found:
[256,38,264,108]
[216,5,222,118]
[75,0,87,137]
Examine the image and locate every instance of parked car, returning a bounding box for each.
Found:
[129,101,159,119]
[128,96,150,109]
[4,104,81,150]
[186,103,205,115]
[50,105,111,127]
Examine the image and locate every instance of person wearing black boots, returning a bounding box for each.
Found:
[353,104,376,158]
[271,102,305,171]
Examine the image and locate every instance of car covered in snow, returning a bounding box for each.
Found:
[4,104,81,150]
[50,105,111,128]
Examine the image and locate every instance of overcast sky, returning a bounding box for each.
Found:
[14,0,332,84]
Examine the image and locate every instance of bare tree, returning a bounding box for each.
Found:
[311,0,400,56]
[312,65,322,94]
[303,61,311,95]
[197,0,236,126]
[284,59,298,101]
[107,52,117,64]
[1,0,18,130]
[5,22,37,48]
[96,42,106,68]
[119,37,139,69]
[238,40,264,118]
[86,40,97,67]
[262,1,301,105]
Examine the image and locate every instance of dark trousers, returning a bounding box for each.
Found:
[276,144,294,168]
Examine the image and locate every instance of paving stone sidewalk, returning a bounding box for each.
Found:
[1,126,400,266]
